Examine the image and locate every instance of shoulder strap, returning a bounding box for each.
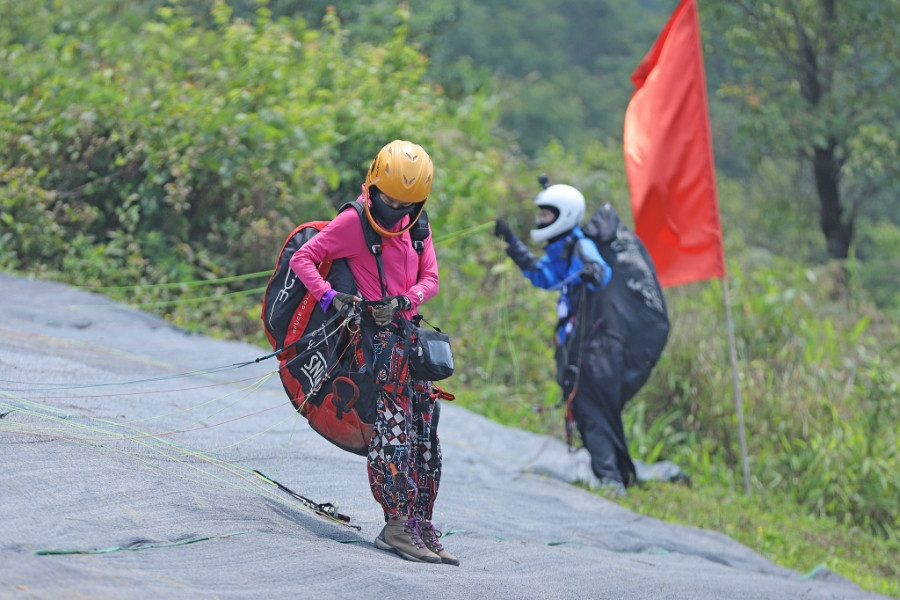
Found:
[409,210,429,255]
[340,202,384,256]
[339,201,388,297]
[562,235,577,266]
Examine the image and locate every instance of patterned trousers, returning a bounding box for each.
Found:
[365,327,442,520]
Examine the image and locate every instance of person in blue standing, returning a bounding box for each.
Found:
[495,177,637,496]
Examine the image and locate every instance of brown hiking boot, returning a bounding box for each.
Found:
[419,520,460,566]
[374,517,441,563]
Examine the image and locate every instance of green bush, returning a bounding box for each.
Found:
[642,258,900,539]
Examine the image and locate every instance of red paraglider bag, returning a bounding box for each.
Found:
[279,336,377,456]
[261,216,376,456]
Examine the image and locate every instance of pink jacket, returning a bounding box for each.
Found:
[289,193,439,318]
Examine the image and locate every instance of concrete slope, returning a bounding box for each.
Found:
[0,273,889,600]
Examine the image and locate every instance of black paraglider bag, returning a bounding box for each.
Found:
[578,202,670,386]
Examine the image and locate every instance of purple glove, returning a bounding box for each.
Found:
[321,290,359,313]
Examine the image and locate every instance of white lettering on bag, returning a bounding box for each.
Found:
[267,271,296,329]
[301,350,328,391]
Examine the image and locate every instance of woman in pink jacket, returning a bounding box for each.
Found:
[289,140,457,565]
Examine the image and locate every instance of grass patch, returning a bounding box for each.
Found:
[614,480,900,598]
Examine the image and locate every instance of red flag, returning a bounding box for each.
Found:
[623,0,725,287]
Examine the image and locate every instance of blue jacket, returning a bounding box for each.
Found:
[505,226,612,344]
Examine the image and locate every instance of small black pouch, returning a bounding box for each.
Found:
[409,319,454,381]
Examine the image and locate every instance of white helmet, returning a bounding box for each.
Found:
[529,184,585,243]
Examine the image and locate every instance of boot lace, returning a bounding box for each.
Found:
[419,521,445,551]
[404,517,428,549]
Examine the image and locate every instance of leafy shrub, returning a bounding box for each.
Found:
[643,258,900,538]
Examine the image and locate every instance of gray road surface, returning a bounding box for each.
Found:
[0,273,891,600]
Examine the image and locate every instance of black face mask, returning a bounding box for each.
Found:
[371,190,415,228]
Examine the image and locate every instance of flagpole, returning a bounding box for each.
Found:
[722,276,751,494]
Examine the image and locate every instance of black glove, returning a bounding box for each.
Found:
[332,292,359,313]
[580,261,607,286]
[494,218,514,243]
[372,295,411,326]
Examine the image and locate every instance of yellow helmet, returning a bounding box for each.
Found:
[364,140,433,237]
[365,140,434,203]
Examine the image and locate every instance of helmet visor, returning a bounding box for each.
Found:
[535,206,559,229]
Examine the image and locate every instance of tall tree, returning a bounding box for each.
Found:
[705,0,900,259]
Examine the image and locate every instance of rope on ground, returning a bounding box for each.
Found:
[34,531,250,555]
